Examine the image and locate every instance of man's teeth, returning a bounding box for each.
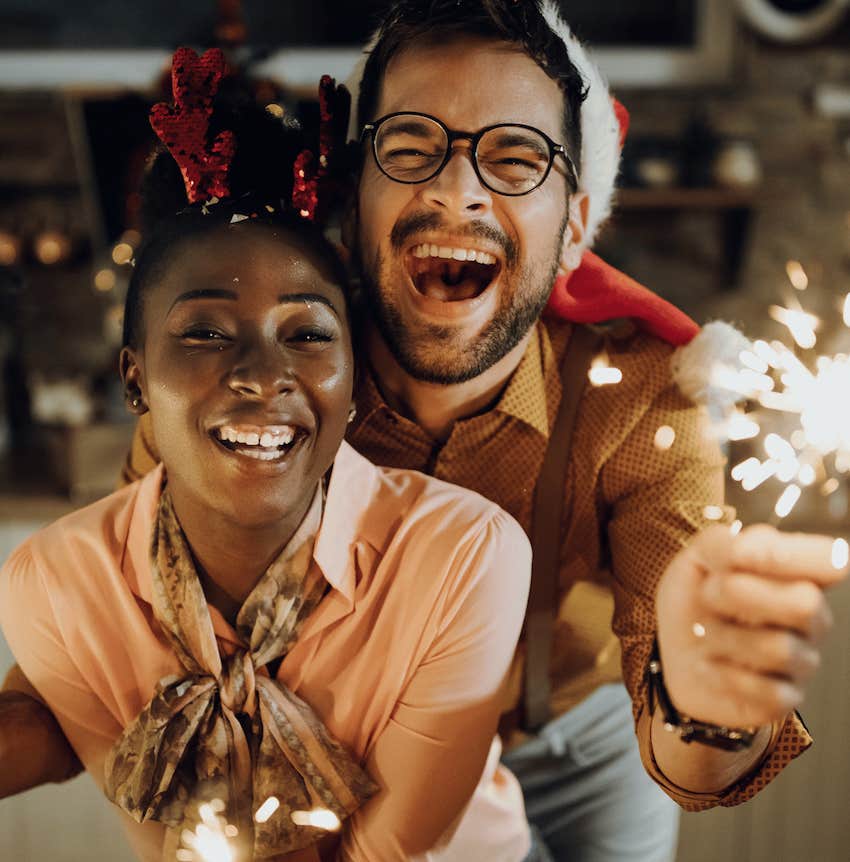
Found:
[411,243,496,265]
[216,425,296,447]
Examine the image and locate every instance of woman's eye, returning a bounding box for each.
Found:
[180,328,230,343]
[290,327,335,345]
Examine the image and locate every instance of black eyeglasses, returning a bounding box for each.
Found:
[361,111,578,197]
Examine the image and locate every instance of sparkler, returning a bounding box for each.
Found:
[177,800,238,862]
[706,265,850,525]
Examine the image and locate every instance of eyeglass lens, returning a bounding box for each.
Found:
[373,114,555,195]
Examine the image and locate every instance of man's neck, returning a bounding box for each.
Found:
[366,326,533,443]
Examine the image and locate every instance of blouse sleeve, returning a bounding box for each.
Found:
[0,543,121,786]
[337,508,531,861]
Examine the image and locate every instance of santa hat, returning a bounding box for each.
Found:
[345,0,699,348]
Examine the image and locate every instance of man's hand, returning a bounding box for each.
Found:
[656,524,848,730]
[0,673,82,798]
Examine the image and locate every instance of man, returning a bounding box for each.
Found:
[2,2,846,861]
[340,2,842,859]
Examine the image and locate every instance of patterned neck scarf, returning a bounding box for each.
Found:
[104,481,377,859]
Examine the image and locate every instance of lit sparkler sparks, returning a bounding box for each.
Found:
[177,800,238,862]
[712,292,850,523]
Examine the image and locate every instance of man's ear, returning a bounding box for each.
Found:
[558,191,589,276]
[119,347,149,415]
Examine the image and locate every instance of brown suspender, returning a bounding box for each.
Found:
[523,324,600,732]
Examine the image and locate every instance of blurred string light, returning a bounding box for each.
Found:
[785,259,809,291]
[0,230,22,266]
[290,809,342,831]
[33,228,72,266]
[588,353,623,386]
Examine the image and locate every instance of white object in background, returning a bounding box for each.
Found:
[713,140,763,189]
[29,375,94,427]
[737,0,850,43]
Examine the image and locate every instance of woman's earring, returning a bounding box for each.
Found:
[128,392,144,411]
[347,404,357,424]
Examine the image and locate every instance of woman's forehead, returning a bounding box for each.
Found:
[159,226,347,304]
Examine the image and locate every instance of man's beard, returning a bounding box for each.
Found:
[358,212,568,385]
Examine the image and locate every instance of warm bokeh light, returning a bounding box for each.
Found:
[785,260,809,291]
[254,796,280,824]
[112,242,134,265]
[290,808,342,832]
[94,268,117,292]
[653,425,676,450]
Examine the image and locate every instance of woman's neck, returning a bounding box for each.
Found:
[165,482,316,624]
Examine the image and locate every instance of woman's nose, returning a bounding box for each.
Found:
[226,343,294,398]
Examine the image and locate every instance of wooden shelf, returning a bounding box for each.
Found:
[616,186,757,210]
[612,187,758,289]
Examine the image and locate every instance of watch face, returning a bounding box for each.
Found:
[738,0,850,44]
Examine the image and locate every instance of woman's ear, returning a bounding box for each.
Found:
[558,191,589,276]
[119,347,149,415]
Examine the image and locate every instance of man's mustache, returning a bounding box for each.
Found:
[389,212,517,268]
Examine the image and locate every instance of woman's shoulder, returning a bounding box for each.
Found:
[4,467,162,592]
[338,441,523,530]
[327,442,530,581]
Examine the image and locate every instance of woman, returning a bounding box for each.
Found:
[0,50,531,861]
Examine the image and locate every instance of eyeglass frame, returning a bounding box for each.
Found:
[360,111,579,197]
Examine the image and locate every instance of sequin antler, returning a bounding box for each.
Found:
[150,47,236,204]
[292,75,352,222]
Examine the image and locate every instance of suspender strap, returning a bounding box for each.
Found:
[523,324,600,732]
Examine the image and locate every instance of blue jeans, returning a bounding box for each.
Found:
[506,684,679,862]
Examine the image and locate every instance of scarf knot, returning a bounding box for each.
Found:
[219,649,257,717]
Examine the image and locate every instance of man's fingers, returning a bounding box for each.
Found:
[693,524,849,587]
[701,571,834,641]
[700,618,821,682]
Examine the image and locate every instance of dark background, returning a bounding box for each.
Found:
[0,0,696,49]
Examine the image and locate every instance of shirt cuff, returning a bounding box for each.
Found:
[636,706,812,811]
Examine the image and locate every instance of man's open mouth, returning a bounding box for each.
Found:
[407,243,501,302]
[212,424,305,462]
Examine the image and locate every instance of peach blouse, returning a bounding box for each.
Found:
[0,441,532,861]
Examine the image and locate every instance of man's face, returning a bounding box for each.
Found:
[356,38,584,384]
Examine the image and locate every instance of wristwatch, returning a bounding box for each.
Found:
[646,641,756,752]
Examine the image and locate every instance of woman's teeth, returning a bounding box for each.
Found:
[214,425,298,460]
[410,243,497,265]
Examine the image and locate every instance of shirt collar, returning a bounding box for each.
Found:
[492,322,555,439]
[353,322,560,441]
[125,445,380,610]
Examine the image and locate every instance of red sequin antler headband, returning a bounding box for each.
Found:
[150,47,236,204]
[292,75,352,223]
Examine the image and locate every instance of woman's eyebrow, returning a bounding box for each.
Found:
[169,288,237,311]
[278,293,340,315]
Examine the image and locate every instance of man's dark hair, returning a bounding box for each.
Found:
[123,82,350,350]
[357,0,588,175]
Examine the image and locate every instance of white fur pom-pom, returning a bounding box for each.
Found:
[538,1,621,244]
[671,321,753,416]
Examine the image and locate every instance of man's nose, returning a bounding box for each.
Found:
[420,145,493,216]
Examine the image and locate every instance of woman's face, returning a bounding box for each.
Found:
[121,225,354,529]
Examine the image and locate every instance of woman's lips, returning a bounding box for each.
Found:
[210,423,306,463]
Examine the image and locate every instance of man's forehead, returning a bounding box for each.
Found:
[375,38,565,137]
